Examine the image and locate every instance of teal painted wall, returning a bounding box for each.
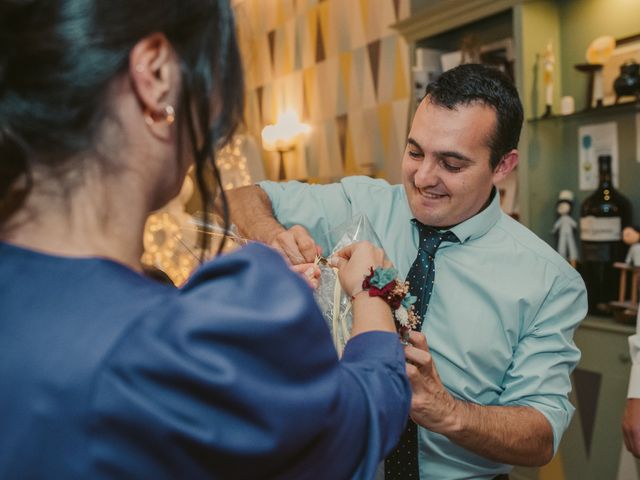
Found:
[526,0,640,245]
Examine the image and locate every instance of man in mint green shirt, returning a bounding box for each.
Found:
[227,64,587,479]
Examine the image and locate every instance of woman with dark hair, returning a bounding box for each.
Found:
[0,1,410,478]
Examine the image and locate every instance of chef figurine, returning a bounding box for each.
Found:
[552,190,578,267]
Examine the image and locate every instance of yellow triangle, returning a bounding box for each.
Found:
[307,7,317,56]
[303,66,316,119]
[344,124,357,175]
[339,52,352,97]
[377,103,393,158]
[276,0,285,27]
[318,2,330,56]
[394,42,409,99]
[539,453,566,480]
[283,29,293,75]
[359,0,369,38]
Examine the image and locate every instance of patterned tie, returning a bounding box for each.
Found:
[384,220,459,479]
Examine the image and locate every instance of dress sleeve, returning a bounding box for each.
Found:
[498,274,587,454]
[89,243,409,479]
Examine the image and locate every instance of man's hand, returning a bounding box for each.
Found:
[404,331,460,435]
[403,330,554,466]
[270,225,321,265]
[623,398,640,457]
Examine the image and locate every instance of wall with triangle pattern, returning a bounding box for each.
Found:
[233,0,411,183]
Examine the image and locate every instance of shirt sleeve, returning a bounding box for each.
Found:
[498,273,587,454]
[89,243,410,479]
[258,180,355,255]
[627,307,640,397]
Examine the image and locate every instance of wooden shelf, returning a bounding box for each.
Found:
[528,100,640,123]
[581,314,635,335]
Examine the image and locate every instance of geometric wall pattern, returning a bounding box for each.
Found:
[573,368,602,458]
[530,367,636,480]
[233,0,411,182]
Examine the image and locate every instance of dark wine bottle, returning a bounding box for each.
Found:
[580,155,632,315]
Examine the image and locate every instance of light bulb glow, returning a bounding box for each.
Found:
[261,110,311,151]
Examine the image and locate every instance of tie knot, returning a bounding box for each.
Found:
[413,221,458,256]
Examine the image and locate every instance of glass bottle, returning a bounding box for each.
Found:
[580,155,632,314]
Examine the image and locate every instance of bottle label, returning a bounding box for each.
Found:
[581,241,613,262]
[579,216,621,241]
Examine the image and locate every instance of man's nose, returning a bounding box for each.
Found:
[414,159,439,188]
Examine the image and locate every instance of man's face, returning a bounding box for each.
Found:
[402,98,512,228]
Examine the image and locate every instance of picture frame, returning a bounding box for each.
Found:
[437,37,515,83]
[602,33,640,106]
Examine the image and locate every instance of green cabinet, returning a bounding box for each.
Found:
[394,0,640,242]
[394,1,640,477]
[513,317,639,480]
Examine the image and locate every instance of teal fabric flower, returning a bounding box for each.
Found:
[401,294,417,309]
[370,267,398,288]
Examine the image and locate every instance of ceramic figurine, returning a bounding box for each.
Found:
[624,226,640,267]
[552,190,578,266]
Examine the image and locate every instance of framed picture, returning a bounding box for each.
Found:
[602,34,640,106]
[438,37,515,83]
[479,38,515,83]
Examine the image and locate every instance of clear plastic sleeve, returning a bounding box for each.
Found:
[314,213,383,356]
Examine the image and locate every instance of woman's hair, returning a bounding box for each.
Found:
[0,0,244,255]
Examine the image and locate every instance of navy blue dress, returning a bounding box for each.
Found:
[0,242,410,479]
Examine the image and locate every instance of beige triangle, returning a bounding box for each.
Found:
[348,0,366,49]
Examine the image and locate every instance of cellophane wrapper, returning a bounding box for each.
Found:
[314,213,383,356]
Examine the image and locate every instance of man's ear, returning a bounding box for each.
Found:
[492,149,519,184]
[128,33,175,115]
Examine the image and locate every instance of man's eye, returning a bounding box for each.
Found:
[408,150,422,159]
[441,161,462,172]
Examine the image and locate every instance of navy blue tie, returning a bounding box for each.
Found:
[384,221,458,479]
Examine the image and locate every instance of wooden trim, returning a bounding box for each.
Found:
[391,0,528,42]
[617,33,640,47]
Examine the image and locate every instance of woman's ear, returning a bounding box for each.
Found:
[128,33,177,123]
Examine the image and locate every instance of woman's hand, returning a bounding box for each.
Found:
[331,241,396,336]
[330,241,393,297]
[289,263,321,289]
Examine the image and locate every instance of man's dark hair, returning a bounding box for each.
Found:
[424,63,523,169]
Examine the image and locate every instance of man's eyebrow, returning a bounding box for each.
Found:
[407,138,422,150]
[407,138,473,163]
[435,151,473,163]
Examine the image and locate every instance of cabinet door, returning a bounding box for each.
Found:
[514,323,639,480]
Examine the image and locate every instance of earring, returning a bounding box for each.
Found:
[144,105,175,126]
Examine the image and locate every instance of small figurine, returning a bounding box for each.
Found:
[612,226,640,322]
[542,41,555,117]
[624,226,640,266]
[552,190,578,267]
